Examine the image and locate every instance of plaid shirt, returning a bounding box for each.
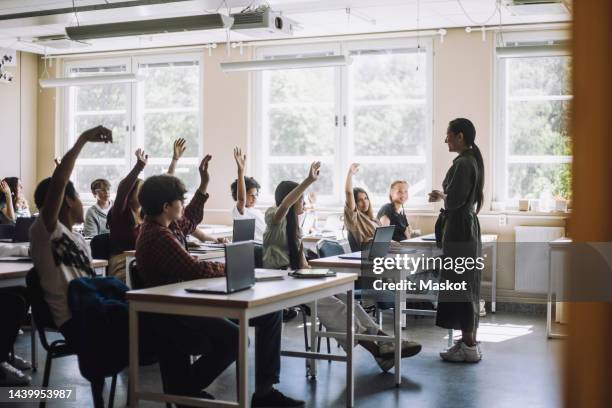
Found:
[135,190,225,287]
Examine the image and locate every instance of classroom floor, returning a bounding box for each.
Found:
[12,310,563,408]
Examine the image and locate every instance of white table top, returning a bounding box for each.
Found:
[401,233,498,246]
[126,272,357,309]
[0,259,108,280]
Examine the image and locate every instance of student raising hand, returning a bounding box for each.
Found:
[233,147,246,172]
[80,125,113,144]
[307,161,321,182]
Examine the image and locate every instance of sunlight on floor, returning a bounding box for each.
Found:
[445,323,534,343]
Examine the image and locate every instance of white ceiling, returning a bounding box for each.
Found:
[0,0,571,55]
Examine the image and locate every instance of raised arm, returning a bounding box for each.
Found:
[233,147,247,214]
[0,181,15,223]
[41,126,112,233]
[116,149,147,214]
[177,155,212,236]
[345,163,359,211]
[272,161,321,224]
[167,138,186,176]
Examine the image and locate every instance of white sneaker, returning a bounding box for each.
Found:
[479,299,487,317]
[10,355,31,371]
[0,362,31,385]
[440,341,481,363]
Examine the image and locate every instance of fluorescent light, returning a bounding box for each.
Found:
[220,55,351,72]
[66,14,233,41]
[39,73,143,88]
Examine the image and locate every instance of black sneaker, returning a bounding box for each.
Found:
[282,308,298,322]
[251,388,304,407]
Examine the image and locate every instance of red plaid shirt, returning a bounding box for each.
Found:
[135,191,225,287]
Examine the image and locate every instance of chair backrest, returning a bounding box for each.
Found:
[25,268,59,351]
[90,233,111,260]
[128,259,146,290]
[346,230,360,252]
[317,239,345,258]
[0,224,15,240]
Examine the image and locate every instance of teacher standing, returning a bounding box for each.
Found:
[428,118,484,363]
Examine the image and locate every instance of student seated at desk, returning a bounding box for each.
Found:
[377,180,412,242]
[108,149,147,283]
[231,147,265,241]
[263,163,421,373]
[30,125,111,346]
[3,177,31,219]
[0,180,16,224]
[135,159,303,407]
[343,163,381,246]
[83,178,111,237]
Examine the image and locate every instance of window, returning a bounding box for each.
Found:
[63,54,203,200]
[253,39,432,206]
[496,49,572,205]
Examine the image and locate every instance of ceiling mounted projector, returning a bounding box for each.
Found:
[231,9,294,38]
[65,14,233,41]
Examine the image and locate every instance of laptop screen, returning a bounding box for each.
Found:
[367,226,395,260]
[225,241,255,292]
[233,218,256,242]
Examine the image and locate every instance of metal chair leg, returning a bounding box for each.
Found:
[108,375,117,408]
[91,378,105,408]
[300,306,309,350]
[39,353,53,408]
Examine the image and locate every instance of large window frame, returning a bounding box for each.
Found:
[252,37,433,208]
[62,52,204,202]
[494,35,572,207]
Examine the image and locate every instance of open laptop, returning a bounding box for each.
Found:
[186,241,255,294]
[13,216,36,243]
[338,225,395,260]
[233,218,256,243]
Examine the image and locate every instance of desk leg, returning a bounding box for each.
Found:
[394,284,402,386]
[125,256,132,288]
[346,289,354,407]
[238,312,249,408]
[128,305,139,407]
[448,330,454,347]
[308,301,318,378]
[547,249,553,339]
[491,243,497,313]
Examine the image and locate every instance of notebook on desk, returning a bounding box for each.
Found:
[419,233,437,241]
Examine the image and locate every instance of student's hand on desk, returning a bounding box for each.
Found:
[172,138,187,160]
[428,190,445,202]
[215,237,228,244]
[80,125,113,144]
[135,148,149,166]
[307,161,321,182]
[348,163,360,176]
[233,147,246,172]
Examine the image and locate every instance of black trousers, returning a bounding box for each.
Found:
[143,310,282,397]
[0,287,28,362]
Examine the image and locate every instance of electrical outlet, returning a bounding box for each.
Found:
[499,214,507,227]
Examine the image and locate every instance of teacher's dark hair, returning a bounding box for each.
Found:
[448,118,484,213]
[274,180,302,270]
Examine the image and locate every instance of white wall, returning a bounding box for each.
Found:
[0,51,38,205]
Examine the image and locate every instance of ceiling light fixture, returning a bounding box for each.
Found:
[65,14,233,41]
[220,55,351,72]
[39,73,143,88]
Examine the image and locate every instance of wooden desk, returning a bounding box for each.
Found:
[127,272,357,408]
[401,234,499,313]
[547,237,571,339]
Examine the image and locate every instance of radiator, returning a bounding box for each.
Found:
[514,226,565,293]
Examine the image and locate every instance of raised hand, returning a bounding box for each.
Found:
[307,161,321,182]
[233,147,246,172]
[135,148,148,166]
[80,125,112,144]
[173,138,187,160]
[0,180,11,197]
[199,154,212,190]
[53,158,61,167]
[348,163,360,176]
